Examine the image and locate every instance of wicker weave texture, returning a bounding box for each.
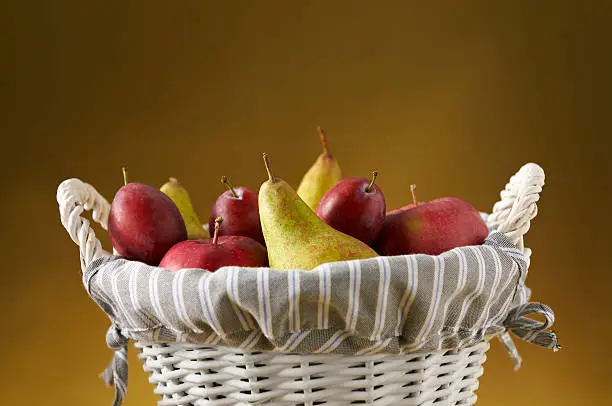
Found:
[136,341,489,406]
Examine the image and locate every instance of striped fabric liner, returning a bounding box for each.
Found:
[85,232,558,406]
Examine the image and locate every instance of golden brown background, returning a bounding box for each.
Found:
[2,1,611,405]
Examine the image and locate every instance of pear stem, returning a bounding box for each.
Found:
[262,153,275,182]
[221,176,238,198]
[317,126,330,156]
[122,166,128,186]
[169,177,180,185]
[365,171,378,193]
[212,217,223,245]
[410,184,418,205]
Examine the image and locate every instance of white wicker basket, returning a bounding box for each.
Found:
[135,340,490,405]
[57,163,545,406]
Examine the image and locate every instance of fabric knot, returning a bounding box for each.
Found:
[504,302,560,351]
[106,323,129,349]
[100,324,129,406]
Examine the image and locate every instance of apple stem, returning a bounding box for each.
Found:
[317,126,330,156]
[212,217,223,245]
[365,171,378,193]
[122,166,128,186]
[262,153,275,182]
[410,184,418,205]
[221,176,238,198]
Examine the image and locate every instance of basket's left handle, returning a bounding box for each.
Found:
[57,178,111,271]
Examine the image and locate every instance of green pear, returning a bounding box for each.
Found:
[259,153,378,270]
[296,127,342,210]
[160,177,209,239]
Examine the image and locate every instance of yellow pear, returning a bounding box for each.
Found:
[296,127,342,210]
[259,153,377,270]
[160,177,209,239]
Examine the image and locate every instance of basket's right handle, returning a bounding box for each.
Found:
[488,163,545,368]
[57,178,111,271]
[487,163,545,252]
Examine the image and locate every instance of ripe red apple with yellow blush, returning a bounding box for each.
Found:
[160,217,268,272]
[108,167,187,265]
[374,185,488,256]
[209,176,264,245]
[316,171,386,244]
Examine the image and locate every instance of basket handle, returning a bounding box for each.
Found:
[487,163,545,251]
[57,178,111,271]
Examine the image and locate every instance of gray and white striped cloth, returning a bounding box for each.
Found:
[85,232,558,406]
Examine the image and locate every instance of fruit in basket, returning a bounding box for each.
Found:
[296,127,342,210]
[209,176,264,245]
[108,167,187,265]
[160,177,209,239]
[159,217,268,271]
[259,153,377,270]
[373,185,489,256]
[316,171,386,244]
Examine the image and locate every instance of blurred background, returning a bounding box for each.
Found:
[2,1,611,405]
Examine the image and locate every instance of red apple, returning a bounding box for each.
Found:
[374,185,488,256]
[316,171,386,244]
[209,176,264,245]
[108,167,187,265]
[160,217,268,272]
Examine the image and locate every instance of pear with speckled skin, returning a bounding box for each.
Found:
[160,177,209,239]
[296,127,342,210]
[259,153,378,270]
